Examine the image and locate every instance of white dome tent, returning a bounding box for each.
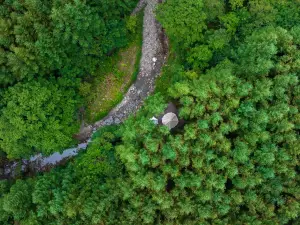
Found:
[162,112,179,129]
[150,102,184,130]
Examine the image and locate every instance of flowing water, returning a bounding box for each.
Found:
[2,0,168,179]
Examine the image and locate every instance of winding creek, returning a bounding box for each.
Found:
[2,0,168,178]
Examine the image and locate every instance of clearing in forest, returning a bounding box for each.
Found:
[83,13,143,123]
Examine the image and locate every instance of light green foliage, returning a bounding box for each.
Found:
[229,0,245,9]
[79,82,92,97]
[220,12,240,35]
[157,0,300,72]
[0,0,138,158]
[156,0,207,48]
[143,93,167,116]
[0,80,79,158]
[126,15,138,34]
[248,0,276,27]
[235,27,278,77]
[1,0,300,224]
[113,47,299,223]
[187,45,213,69]
[207,29,231,50]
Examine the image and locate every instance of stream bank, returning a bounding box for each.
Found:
[1,0,168,179]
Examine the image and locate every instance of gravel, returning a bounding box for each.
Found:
[2,0,169,178]
[131,0,147,15]
[93,0,168,130]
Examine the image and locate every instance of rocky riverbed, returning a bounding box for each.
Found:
[79,0,169,139]
[2,0,168,179]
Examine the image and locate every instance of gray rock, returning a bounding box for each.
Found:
[103,116,114,125]
[3,0,169,178]
[114,118,121,124]
[92,0,168,131]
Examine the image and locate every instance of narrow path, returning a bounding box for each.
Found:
[2,0,168,178]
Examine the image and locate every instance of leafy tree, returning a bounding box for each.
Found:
[187,44,213,69]
[156,0,207,48]
[0,80,79,158]
[1,1,299,224]
[229,0,245,10]
[203,0,225,22]
[75,127,123,180]
[2,179,33,221]
[0,180,11,224]
[0,0,138,86]
[234,27,278,77]
[114,54,299,223]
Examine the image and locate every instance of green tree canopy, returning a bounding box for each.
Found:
[0,80,79,158]
[0,0,299,224]
[0,0,138,87]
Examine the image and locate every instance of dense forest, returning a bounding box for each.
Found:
[0,0,139,158]
[1,0,300,224]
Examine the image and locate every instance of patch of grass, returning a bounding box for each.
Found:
[155,47,185,97]
[131,30,143,82]
[83,12,143,123]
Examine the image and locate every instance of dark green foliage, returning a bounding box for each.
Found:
[0,0,138,86]
[0,0,299,224]
[75,126,123,180]
[0,0,138,158]
[2,179,33,221]
[157,0,300,71]
[115,54,299,223]
[0,180,11,224]
[0,129,126,224]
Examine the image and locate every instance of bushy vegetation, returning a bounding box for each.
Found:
[0,0,299,224]
[0,0,138,86]
[0,0,138,158]
[0,80,79,159]
[83,12,144,122]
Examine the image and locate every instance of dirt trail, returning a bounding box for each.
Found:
[2,0,168,178]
